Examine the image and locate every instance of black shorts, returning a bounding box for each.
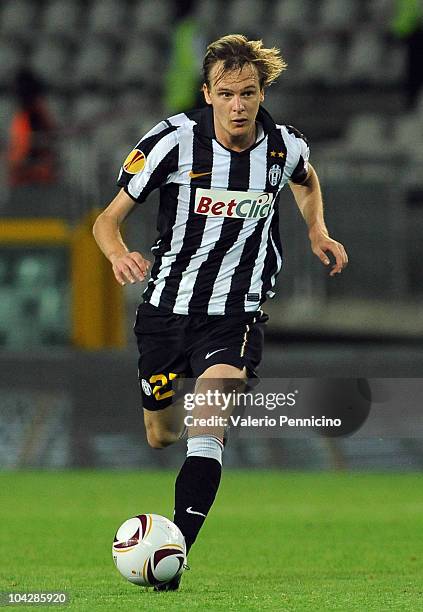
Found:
[133,302,268,411]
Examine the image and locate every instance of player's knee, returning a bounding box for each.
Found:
[199,363,247,381]
[145,424,175,449]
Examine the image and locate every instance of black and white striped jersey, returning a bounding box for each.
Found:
[117,105,309,315]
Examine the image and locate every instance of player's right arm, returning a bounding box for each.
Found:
[92,188,150,286]
[94,119,179,285]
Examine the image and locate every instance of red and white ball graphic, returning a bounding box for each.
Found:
[112,514,186,587]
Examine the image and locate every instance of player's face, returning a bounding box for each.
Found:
[203,62,264,150]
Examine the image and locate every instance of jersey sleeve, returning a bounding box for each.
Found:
[117,122,179,203]
[285,125,310,184]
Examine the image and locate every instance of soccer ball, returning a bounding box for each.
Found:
[112,514,186,587]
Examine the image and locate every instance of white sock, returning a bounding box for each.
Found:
[187,435,223,465]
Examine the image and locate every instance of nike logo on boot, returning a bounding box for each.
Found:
[186,506,207,517]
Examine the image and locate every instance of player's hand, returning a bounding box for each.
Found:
[309,229,348,276]
[110,251,151,286]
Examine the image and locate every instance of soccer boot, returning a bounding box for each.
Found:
[153,574,181,592]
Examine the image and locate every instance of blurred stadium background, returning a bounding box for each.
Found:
[1,0,423,471]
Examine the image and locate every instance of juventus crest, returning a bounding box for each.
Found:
[268,164,282,187]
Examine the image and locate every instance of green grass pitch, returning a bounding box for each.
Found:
[0,471,422,611]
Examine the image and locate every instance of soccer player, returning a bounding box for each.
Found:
[93,34,348,590]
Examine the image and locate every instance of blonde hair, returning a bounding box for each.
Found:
[203,34,287,89]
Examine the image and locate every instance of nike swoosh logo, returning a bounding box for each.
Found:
[189,170,212,179]
[205,348,228,360]
[186,507,206,517]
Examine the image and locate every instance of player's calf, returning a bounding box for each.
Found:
[143,400,186,449]
[172,367,246,554]
[145,426,179,449]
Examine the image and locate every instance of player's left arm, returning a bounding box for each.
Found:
[289,164,348,276]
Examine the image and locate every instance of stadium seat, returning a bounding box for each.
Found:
[117,90,150,115]
[193,0,222,39]
[301,37,343,86]
[114,91,163,135]
[131,0,172,38]
[0,258,7,286]
[30,39,70,89]
[118,39,164,88]
[0,94,15,149]
[92,117,132,161]
[345,30,384,84]
[45,93,69,127]
[366,0,394,30]
[344,113,387,154]
[113,90,165,142]
[15,255,57,289]
[415,90,423,121]
[393,114,423,156]
[273,0,314,32]
[42,0,81,41]
[225,0,264,37]
[39,285,68,342]
[8,255,59,346]
[72,39,114,88]
[0,41,24,88]
[87,0,126,40]
[376,45,406,86]
[318,0,361,32]
[71,93,112,126]
[0,288,17,346]
[0,0,38,43]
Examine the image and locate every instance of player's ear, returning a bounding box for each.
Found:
[203,83,212,105]
[259,88,264,103]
